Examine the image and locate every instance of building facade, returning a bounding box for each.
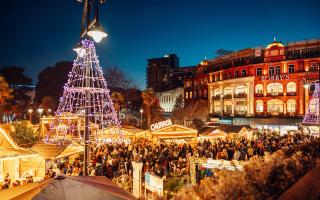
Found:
[146,54,195,92]
[184,39,320,121]
[156,87,184,113]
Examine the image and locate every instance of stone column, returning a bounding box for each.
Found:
[231,84,235,116]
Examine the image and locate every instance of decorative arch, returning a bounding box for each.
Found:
[267,99,283,113]
[267,83,283,94]
[287,82,296,93]
[255,84,263,94]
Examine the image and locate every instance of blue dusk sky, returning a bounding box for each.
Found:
[0,0,320,89]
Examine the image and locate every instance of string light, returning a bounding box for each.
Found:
[47,39,123,143]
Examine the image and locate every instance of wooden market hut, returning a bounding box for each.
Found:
[0,126,45,185]
[149,124,197,144]
[31,141,84,162]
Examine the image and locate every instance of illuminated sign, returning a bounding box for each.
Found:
[150,119,172,131]
[260,74,289,81]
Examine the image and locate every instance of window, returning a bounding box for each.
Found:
[309,99,318,113]
[255,84,263,94]
[190,91,193,99]
[236,85,246,94]
[185,92,188,99]
[214,101,221,113]
[270,50,279,56]
[310,62,318,72]
[287,82,296,93]
[224,101,233,113]
[256,100,264,112]
[256,68,262,76]
[214,89,222,96]
[204,90,207,97]
[287,99,296,113]
[267,99,284,113]
[235,71,239,78]
[224,87,233,95]
[288,64,295,74]
[269,67,275,75]
[227,72,232,79]
[275,66,281,75]
[241,70,247,77]
[267,83,283,94]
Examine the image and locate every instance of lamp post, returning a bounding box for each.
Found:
[73,0,108,53]
[74,0,108,176]
[140,108,143,129]
[37,108,44,141]
[28,108,33,123]
[220,94,224,124]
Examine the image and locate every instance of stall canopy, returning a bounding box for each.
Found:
[0,176,134,200]
[150,124,197,139]
[31,141,84,160]
[0,126,38,160]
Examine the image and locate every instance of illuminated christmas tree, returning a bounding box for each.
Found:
[303,83,320,125]
[49,39,122,142]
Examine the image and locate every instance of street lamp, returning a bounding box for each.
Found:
[140,108,144,129]
[28,108,33,123]
[37,108,44,141]
[74,0,108,53]
[220,94,224,124]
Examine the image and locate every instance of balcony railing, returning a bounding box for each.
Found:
[235,111,247,116]
[212,95,221,100]
[267,92,283,97]
[287,92,297,96]
[234,93,247,98]
[255,93,264,97]
[223,94,232,99]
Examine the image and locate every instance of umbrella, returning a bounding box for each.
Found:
[32,176,134,200]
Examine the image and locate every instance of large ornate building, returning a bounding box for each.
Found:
[184,38,320,131]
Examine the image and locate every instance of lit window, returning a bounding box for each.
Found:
[287,99,296,113]
[256,100,264,112]
[236,86,246,94]
[185,92,189,99]
[267,83,283,94]
[267,99,284,113]
[227,73,231,79]
[287,82,296,93]
[255,84,263,94]
[190,91,193,99]
[214,101,221,113]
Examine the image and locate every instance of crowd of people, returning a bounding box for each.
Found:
[47,132,316,182]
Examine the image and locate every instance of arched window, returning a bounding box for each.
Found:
[255,84,263,94]
[287,82,296,93]
[287,99,296,113]
[256,100,264,112]
[267,83,283,94]
[235,85,246,94]
[214,89,222,96]
[224,87,233,95]
[267,99,283,113]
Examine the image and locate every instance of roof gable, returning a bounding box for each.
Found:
[151,124,197,134]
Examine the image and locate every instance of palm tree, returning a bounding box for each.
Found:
[141,88,162,128]
[0,76,13,122]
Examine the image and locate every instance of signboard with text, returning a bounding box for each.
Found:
[260,74,289,81]
[145,172,164,196]
[150,119,172,131]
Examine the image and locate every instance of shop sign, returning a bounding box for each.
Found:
[145,172,164,195]
[260,74,289,81]
[150,119,172,131]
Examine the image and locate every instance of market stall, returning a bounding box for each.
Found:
[149,123,197,145]
[0,126,45,187]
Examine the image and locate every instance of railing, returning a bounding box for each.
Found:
[255,93,264,97]
[287,92,297,96]
[234,93,247,98]
[223,94,232,99]
[212,95,221,100]
[267,92,283,97]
